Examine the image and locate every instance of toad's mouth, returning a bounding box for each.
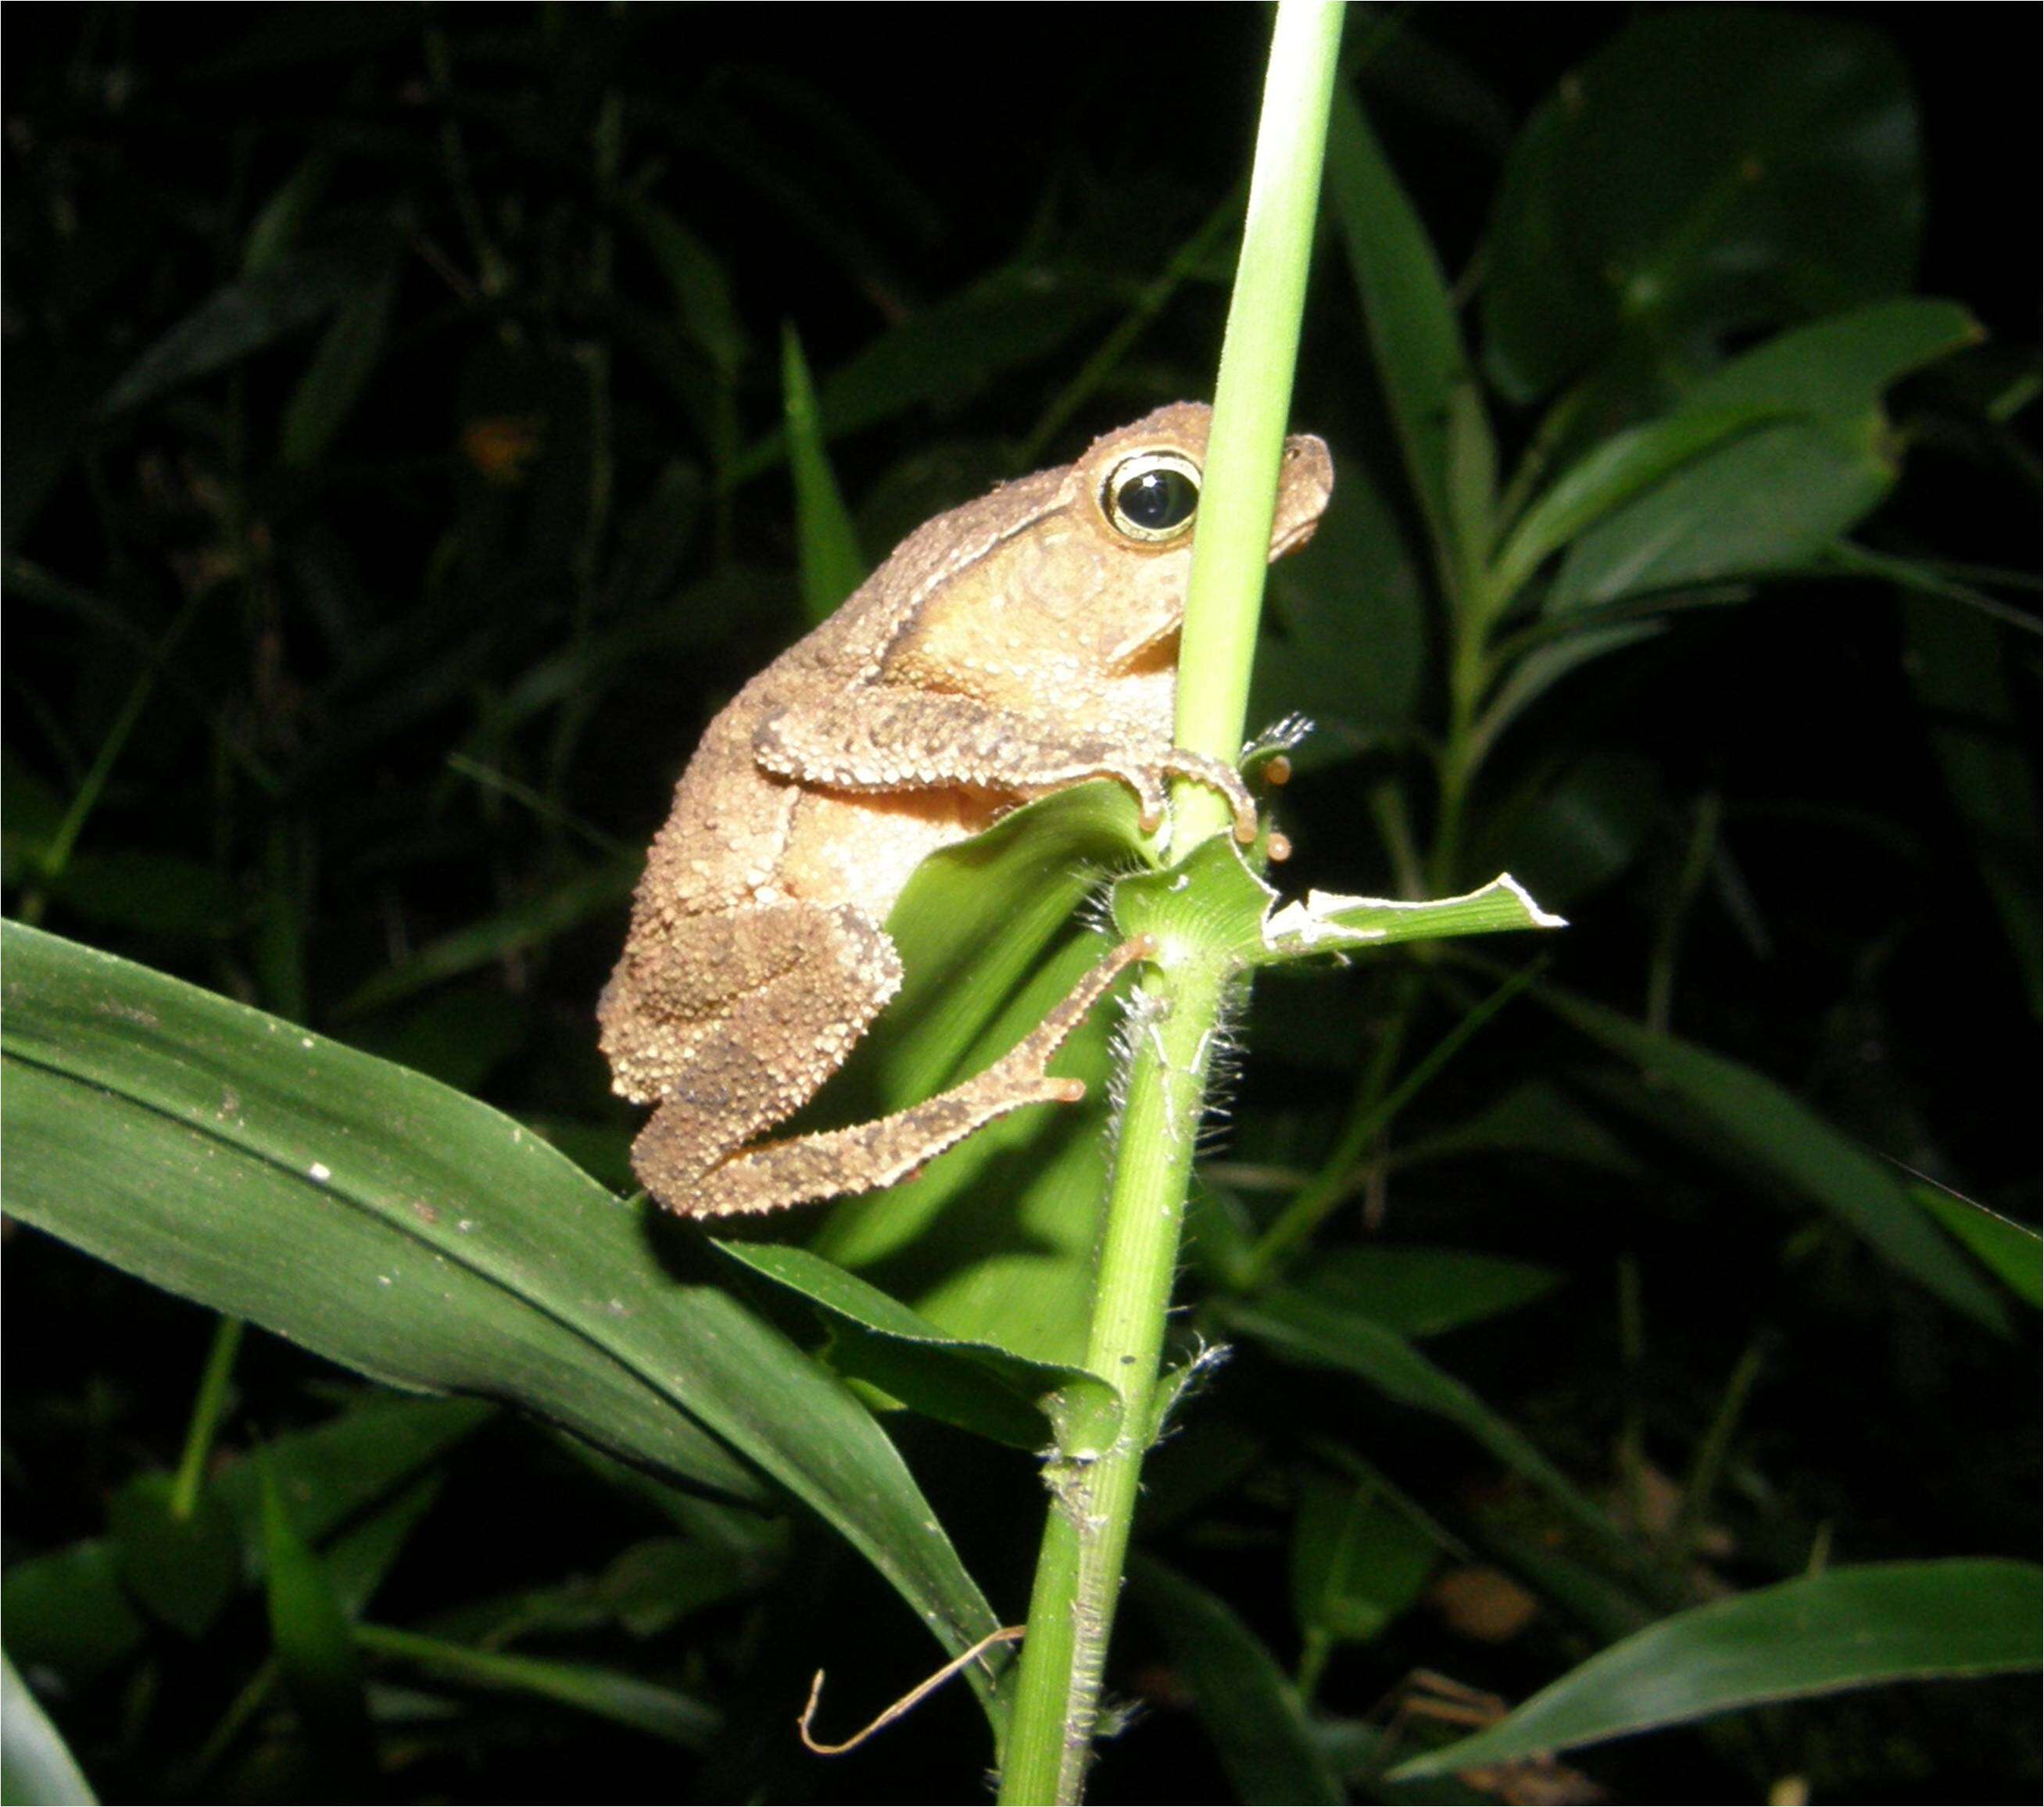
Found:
[1270,512,1321,558]
[1111,624,1180,675]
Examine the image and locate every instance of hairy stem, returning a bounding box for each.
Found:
[998,4,1342,1799]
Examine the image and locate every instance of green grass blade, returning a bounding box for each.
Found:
[1325,84,1492,610]
[1909,1185,2042,1308]
[1221,1291,1620,1558]
[355,1623,721,1748]
[1391,1560,2044,1779]
[1536,981,2010,1332]
[0,923,1011,1726]
[782,323,867,623]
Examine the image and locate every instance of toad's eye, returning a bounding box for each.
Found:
[1102,451,1201,543]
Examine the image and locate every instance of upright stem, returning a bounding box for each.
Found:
[170,1315,245,1521]
[999,5,1343,1799]
[1001,951,1232,1805]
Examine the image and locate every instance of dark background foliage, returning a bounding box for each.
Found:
[4,5,2037,1804]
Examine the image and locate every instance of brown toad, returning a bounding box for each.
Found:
[599,403,1332,1216]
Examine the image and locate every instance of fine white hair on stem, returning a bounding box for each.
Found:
[1242,712,1314,763]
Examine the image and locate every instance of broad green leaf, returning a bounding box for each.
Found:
[1326,85,1493,603]
[1548,302,1979,612]
[1290,1247,1562,1339]
[1113,834,1565,973]
[1221,1291,1616,1553]
[106,1473,242,1639]
[1,924,1012,1725]
[1537,982,2008,1331]
[1909,1186,2042,1309]
[1482,9,1922,402]
[782,324,867,623]
[1131,1556,1344,1806]
[716,1241,1119,1454]
[98,244,380,417]
[355,1623,721,1748]
[1391,1560,2044,1779]
[260,1464,371,1764]
[2,1652,97,1806]
[1487,406,1782,607]
[807,785,1144,1365]
[1679,298,1978,417]
[1290,1475,1438,1649]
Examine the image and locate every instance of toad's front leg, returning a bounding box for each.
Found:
[754,692,1261,844]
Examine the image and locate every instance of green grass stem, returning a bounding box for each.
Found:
[997,5,1343,1800]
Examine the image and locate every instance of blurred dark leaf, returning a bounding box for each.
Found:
[333,861,638,1018]
[43,851,247,942]
[1131,1555,1345,1806]
[1470,748,1663,907]
[345,987,531,1094]
[1288,1245,1563,1338]
[1254,456,1427,765]
[1328,85,1491,599]
[210,1397,492,1573]
[1222,1290,1619,1554]
[1290,1474,1439,1650]
[355,1623,721,1748]
[281,263,397,469]
[1483,9,1922,402]
[260,1462,373,1770]
[1899,594,2042,1010]
[736,263,1119,481]
[1536,982,2010,1331]
[98,243,388,419]
[1,1544,146,1689]
[106,1472,242,1639]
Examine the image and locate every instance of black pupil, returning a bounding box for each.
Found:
[1117,466,1197,533]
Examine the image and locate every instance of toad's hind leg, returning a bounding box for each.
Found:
[655,936,1152,1218]
[614,900,900,1211]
